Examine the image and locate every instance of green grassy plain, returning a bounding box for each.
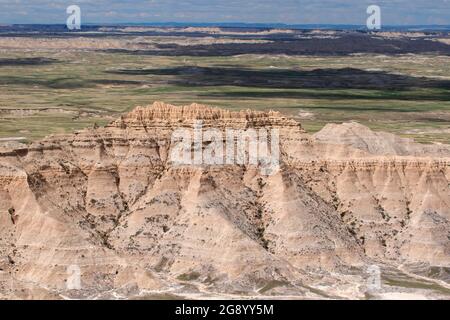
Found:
[0,50,449,143]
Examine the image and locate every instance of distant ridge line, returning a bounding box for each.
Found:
[1,23,450,32]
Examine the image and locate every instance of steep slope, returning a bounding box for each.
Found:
[314,122,450,157]
[0,102,449,299]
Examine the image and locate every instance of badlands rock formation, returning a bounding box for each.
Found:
[0,102,449,299]
[314,122,450,157]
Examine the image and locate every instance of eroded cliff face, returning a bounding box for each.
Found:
[0,102,449,299]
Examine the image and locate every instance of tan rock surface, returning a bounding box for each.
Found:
[313,122,450,157]
[0,102,449,299]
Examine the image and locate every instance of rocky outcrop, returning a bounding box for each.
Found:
[0,102,449,299]
[111,101,303,130]
[314,122,450,157]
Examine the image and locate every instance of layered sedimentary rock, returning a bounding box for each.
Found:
[0,102,449,299]
[314,122,450,157]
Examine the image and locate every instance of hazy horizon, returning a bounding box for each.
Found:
[2,22,450,26]
[0,1,449,26]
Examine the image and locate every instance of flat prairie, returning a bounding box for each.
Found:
[0,27,449,143]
